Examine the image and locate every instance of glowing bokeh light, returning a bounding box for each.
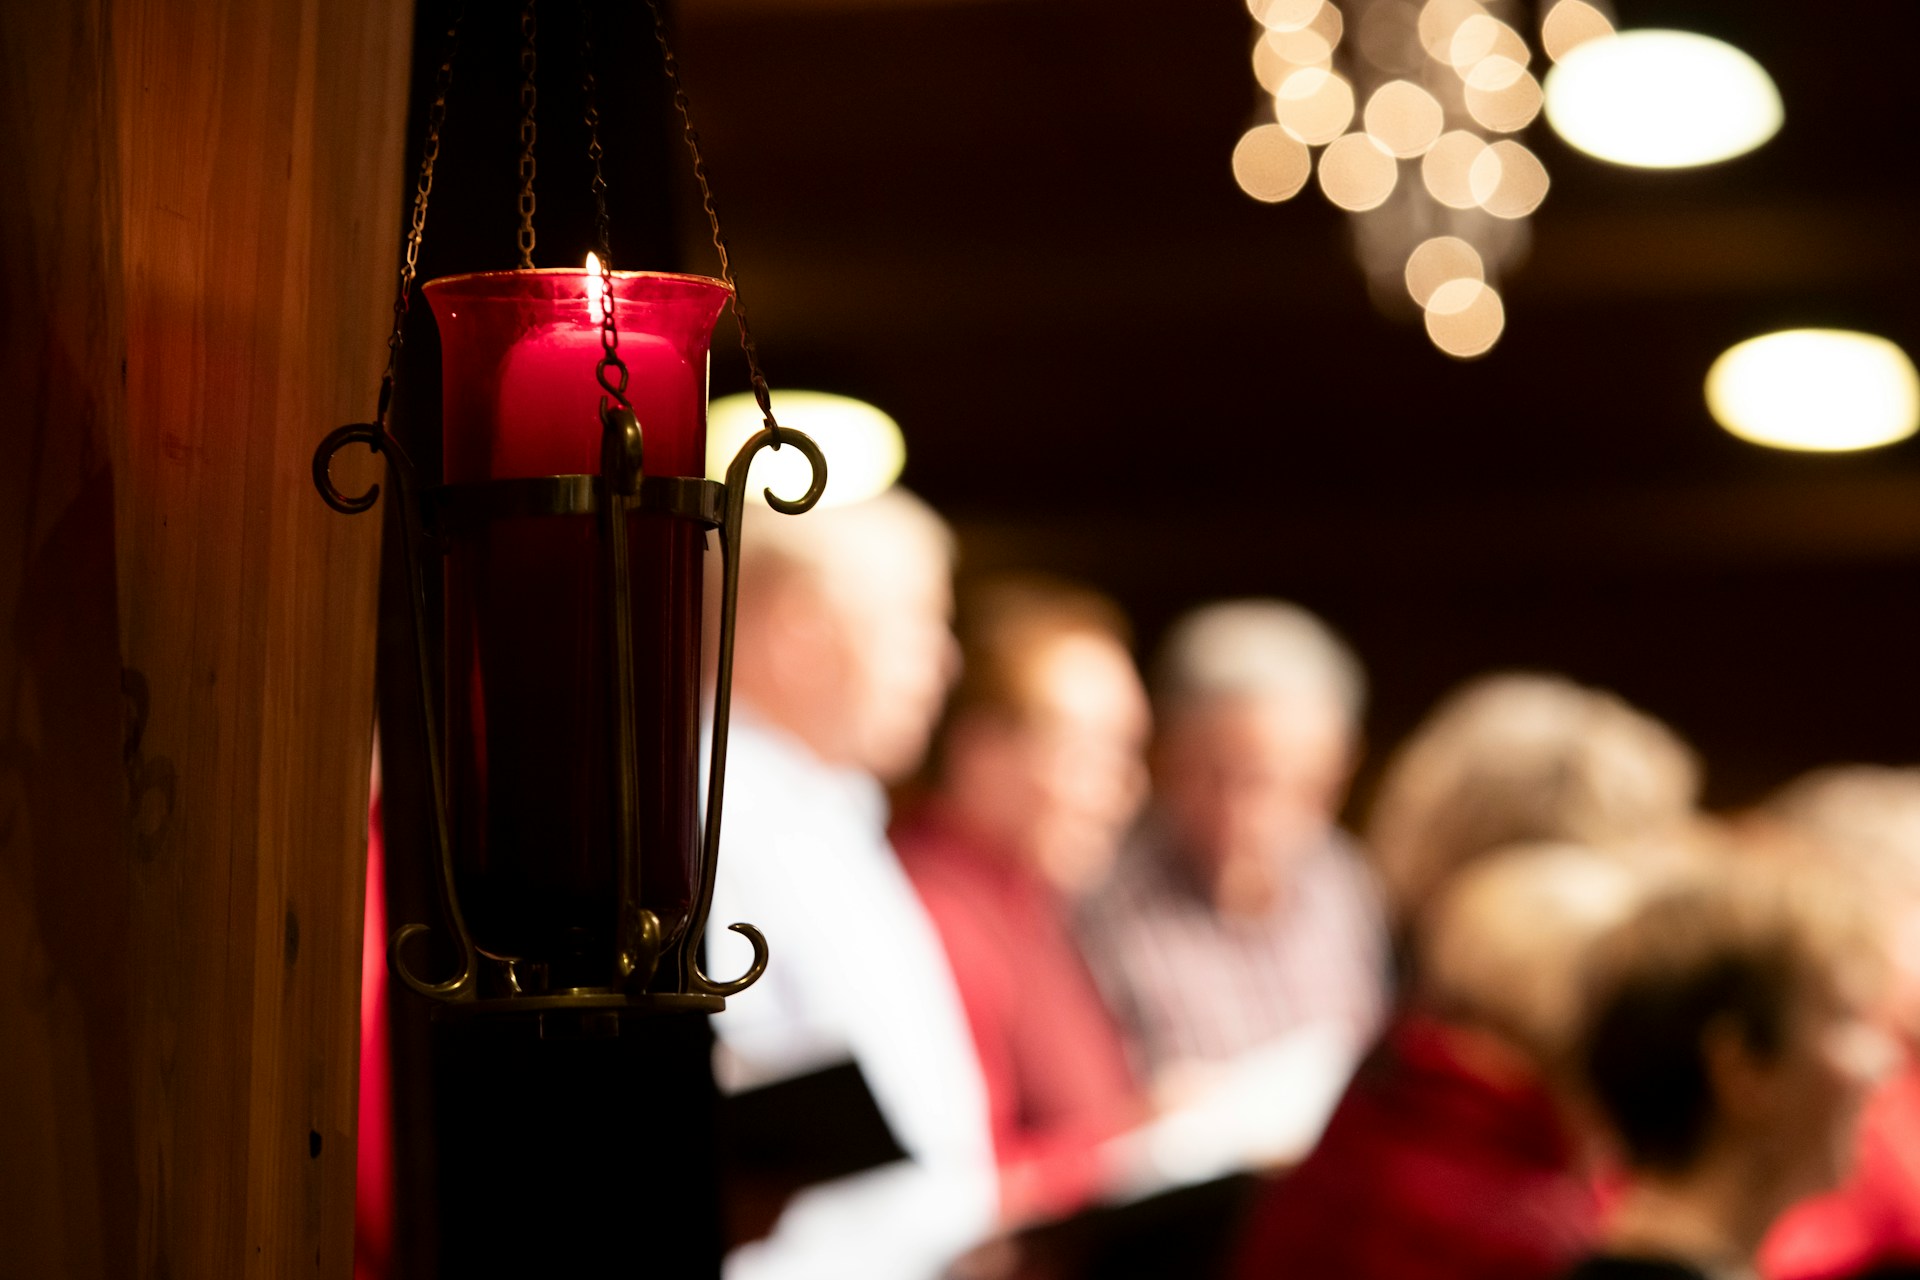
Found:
[1418,0,1487,60]
[1449,14,1529,71]
[707,390,906,507]
[1421,129,1490,208]
[1706,330,1920,452]
[1254,35,1329,91]
[1544,30,1782,168]
[1250,0,1325,33]
[1464,59,1543,133]
[1233,124,1314,202]
[1262,24,1335,71]
[1307,2,1346,45]
[1404,236,1485,307]
[1469,139,1550,217]
[1318,132,1400,211]
[1365,79,1445,158]
[1540,0,1614,62]
[1424,279,1505,358]
[1275,68,1357,145]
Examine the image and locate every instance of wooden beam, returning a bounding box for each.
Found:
[0,0,411,1274]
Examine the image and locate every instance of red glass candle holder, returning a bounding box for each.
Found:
[425,269,730,990]
[315,263,825,1018]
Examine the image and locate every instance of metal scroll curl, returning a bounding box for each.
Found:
[312,424,480,1004]
[390,922,477,1002]
[313,423,391,514]
[313,419,825,1009]
[684,426,828,997]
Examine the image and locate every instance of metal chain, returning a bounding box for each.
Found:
[593,272,631,413]
[582,3,613,265]
[581,3,630,413]
[643,0,783,446]
[516,0,538,269]
[377,7,463,427]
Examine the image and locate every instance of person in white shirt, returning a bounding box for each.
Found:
[706,488,997,1280]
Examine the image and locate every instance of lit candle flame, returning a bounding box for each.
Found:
[585,251,608,322]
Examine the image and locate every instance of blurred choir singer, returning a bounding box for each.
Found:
[705,491,996,1280]
[1077,600,1390,1161]
[893,576,1153,1222]
[1235,671,1703,1280]
[1757,768,1920,1280]
[1568,873,1893,1280]
[1235,842,1646,1280]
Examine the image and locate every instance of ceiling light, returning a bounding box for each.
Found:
[1539,0,1613,62]
[1706,330,1920,452]
[1420,129,1491,208]
[1544,29,1782,168]
[1404,235,1484,308]
[1365,79,1445,157]
[1317,131,1399,211]
[1275,67,1357,144]
[1423,278,1505,358]
[1233,123,1314,201]
[1469,139,1549,217]
[1251,0,1325,33]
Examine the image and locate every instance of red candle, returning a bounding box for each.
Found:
[425,269,731,986]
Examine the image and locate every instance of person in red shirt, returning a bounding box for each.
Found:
[893,575,1152,1222]
[1756,768,1920,1280]
[1234,843,1650,1280]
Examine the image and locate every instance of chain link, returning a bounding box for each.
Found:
[643,0,783,446]
[580,3,630,413]
[582,4,612,265]
[377,7,463,427]
[593,261,630,414]
[516,0,538,269]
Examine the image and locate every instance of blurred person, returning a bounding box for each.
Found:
[1234,843,1653,1280]
[705,490,997,1280]
[892,575,1153,1222]
[1078,600,1388,1096]
[1368,672,1702,942]
[1566,872,1895,1280]
[1757,768,1920,1280]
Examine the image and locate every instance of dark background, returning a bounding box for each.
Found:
[663,0,1920,810]
[378,1,1919,1271]
[389,0,1920,815]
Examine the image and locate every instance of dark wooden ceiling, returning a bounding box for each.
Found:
[674,0,1914,498]
[398,0,1920,806]
[658,0,1920,805]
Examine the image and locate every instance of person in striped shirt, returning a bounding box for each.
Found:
[1077,600,1390,1162]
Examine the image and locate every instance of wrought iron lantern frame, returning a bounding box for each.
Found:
[311,1,826,1022]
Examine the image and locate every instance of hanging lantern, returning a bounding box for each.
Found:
[312,4,825,1020]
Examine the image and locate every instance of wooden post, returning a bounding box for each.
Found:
[0,0,412,1275]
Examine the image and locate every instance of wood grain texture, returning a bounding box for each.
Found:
[0,0,412,1275]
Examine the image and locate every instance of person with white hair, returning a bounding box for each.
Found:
[1076,599,1389,1127]
[705,489,997,1280]
[1366,672,1702,939]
